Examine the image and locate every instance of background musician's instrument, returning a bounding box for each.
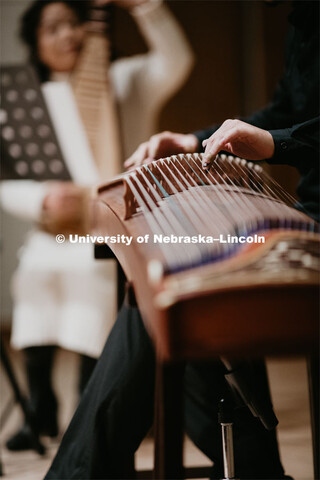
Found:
[93,153,319,360]
[71,3,122,181]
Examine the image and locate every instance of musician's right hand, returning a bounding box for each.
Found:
[124,131,199,170]
[41,182,90,236]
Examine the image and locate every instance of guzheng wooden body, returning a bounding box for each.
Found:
[92,153,319,360]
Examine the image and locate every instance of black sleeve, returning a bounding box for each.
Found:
[268,116,319,167]
[193,86,319,169]
[241,77,293,131]
[193,76,293,153]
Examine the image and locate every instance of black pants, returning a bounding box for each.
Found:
[45,303,286,480]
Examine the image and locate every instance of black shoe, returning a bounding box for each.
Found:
[6,424,43,452]
[6,411,58,452]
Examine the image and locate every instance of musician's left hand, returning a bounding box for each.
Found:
[93,0,149,10]
[202,119,275,169]
[125,131,199,170]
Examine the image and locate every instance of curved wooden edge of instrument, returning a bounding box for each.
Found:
[150,230,319,361]
[91,196,141,282]
[97,176,139,220]
[97,177,125,194]
[156,229,319,307]
[154,282,319,361]
[91,195,319,361]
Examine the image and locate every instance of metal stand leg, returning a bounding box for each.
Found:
[218,399,239,480]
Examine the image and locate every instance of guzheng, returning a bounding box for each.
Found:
[92,153,319,359]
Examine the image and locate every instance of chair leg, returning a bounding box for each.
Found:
[307,355,319,480]
[154,361,184,479]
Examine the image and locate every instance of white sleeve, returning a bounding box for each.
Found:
[127,1,194,106]
[0,181,48,222]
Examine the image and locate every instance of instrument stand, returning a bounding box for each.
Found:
[0,337,45,470]
[218,399,239,480]
[222,358,278,431]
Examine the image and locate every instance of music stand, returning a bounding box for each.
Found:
[1,64,70,181]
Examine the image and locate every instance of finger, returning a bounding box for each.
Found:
[128,156,154,171]
[124,156,135,168]
[201,122,233,160]
[124,142,149,169]
[143,156,155,166]
[148,135,166,159]
[124,150,140,168]
[202,140,225,168]
[202,129,237,168]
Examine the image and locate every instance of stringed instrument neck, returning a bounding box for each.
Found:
[71,4,122,179]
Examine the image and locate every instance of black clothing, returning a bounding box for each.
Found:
[6,346,58,452]
[45,304,286,480]
[6,347,96,452]
[195,1,319,221]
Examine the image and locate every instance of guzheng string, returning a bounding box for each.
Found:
[252,165,308,218]
[139,165,210,245]
[204,155,282,226]
[126,175,196,266]
[147,161,216,258]
[144,164,201,238]
[215,152,306,217]
[187,155,267,231]
[158,159,227,246]
[165,156,236,244]
[187,153,276,239]
[228,156,297,211]
[214,155,316,230]
[124,154,316,271]
[206,156,280,222]
[133,156,248,264]
[130,171,204,265]
[176,155,242,226]
[245,160,316,229]
[198,154,313,229]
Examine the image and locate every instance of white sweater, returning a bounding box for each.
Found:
[0,1,193,356]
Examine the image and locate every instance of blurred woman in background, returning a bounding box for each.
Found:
[1,0,193,451]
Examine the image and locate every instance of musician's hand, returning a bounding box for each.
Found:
[41,183,90,235]
[93,0,149,10]
[201,119,275,169]
[124,131,199,170]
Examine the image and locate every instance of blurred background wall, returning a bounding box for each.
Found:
[1,0,298,326]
